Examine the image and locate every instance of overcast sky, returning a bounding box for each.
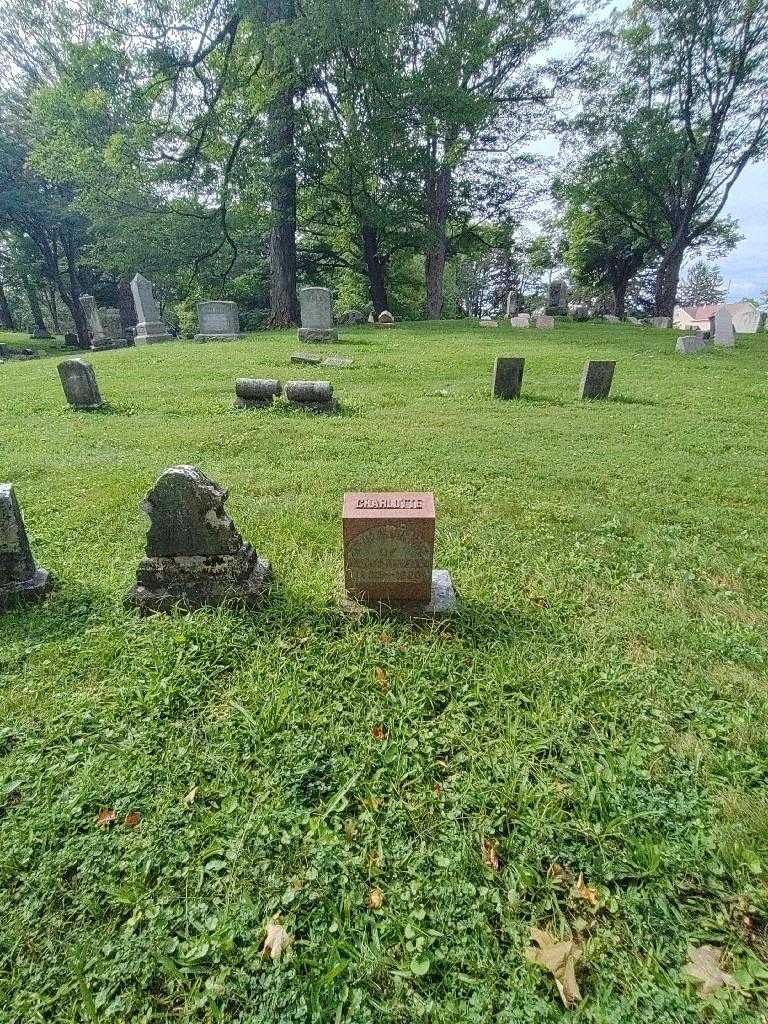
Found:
[717,162,768,302]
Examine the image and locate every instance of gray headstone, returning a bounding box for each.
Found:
[195,301,240,341]
[651,316,672,328]
[479,318,498,327]
[29,326,52,339]
[509,313,531,328]
[58,358,103,410]
[291,352,323,365]
[492,357,524,399]
[341,308,366,325]
[234,378,282,408]
[125,465,271,612]
[571,305,589,322]
[535,314,555,329]
[603,314,621,324]
[298,287,337,342]
[711,307,735,347]
[627,316,643,325]
[505,291,519,317]
[132,274,173,344]
[546,280,568,314]
[676,334,705,355]
[377,310,394,325]
[284,379,336,412]
[0,484,51,609]
[80,295,104,342]
[579,360,616,399]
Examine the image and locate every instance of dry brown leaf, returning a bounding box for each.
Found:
[547,863,571,886]
[524,927,582,1008]
[124,811,141,828]
[367,887,384,910]
[683,945,741,999]
[261,918,292,962]
[373,666,389,689]
[573,873,599,907]
[481,839,500,871]
[183,787,197,807]
[372,725,386,741]
[95,809,117,830]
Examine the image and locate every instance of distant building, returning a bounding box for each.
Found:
[674,300,765,334]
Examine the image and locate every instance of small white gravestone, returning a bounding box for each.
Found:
[711,307,735,347]
[509,313,531,328]
[132,274,173,344]
[195,301,240,341]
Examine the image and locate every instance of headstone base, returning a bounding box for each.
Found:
[194,333,241,342]
[341,569,456,618]
[297,328,338,343]
[0,568,52,611]
[374,322,395,329]
[125,547,271,613]
[90,337,131,351]
[135,325,174,345]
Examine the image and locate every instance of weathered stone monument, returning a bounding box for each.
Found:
[195,301,240,341]
[298,287,337,343]
[651,316,672,328]
[98,308,130,349]
[545,280,568,315]
[676,334,706,355]
[284,380,336,413]
[125,465,271,612]
[58,358,104,410]
[479,318,498,328]
[377,311,395,327]
[291,351,323,365]
[711,307,735,347]
[492,357,524,399]
[509,313,531,328]
[132,274,173,344]
[79,295,104,346]
[342,492,455,615]
[341,309,366,325]
[233,378,282,409]
[505,291,519,317]
[579,360,616,399]
[535,314,555,329]
[0,484,52,610]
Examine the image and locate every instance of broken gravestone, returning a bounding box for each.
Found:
[125,465,271,612]
[1,484,52,610]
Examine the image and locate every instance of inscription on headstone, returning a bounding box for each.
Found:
[195,301,240,341]
[298,287,337,342]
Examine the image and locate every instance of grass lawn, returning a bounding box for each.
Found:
[1,320,767,1022]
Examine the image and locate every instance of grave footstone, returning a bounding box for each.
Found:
[711,307,735,347]
[195,301,240,341]
[298,287,337,343]
[492,357,524,399]
[132,273,173,344]
[0,484,52,610]
[284,380,336,412]
[291,351,323,365]
[535,314,555,329]
[676,335,705,355]
[58,358,103,410]
[234,378,282,408]
[579,360,616,399]
[125,465,271,612]
[342,491,455,616]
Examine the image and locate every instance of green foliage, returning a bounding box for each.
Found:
[678,261,727,307]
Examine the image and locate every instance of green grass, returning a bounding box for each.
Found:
[1,320,767,1022]
[0,329,69,357]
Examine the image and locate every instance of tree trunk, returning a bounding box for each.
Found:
[361,222,389,315]
[266,87,299,326]
[424,160,451,320]
[654,248,685,317]
[0,278,14,329]
[45,283,60,332]
[612,276,629,319]
[20,274,46,332]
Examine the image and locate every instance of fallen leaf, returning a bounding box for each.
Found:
[433,783,442,797]
[573,874,599,907]
[683,945,741,999]
[372,725,386,741]
[524,927,582,1007]
[183,787,197,807]
[95,809,116,830]
[367,887,384,909]
[373,666,389,690]
[124,811,141,828]
[481,839,500,871]
[261,918,292,962]
[547,863,571,886]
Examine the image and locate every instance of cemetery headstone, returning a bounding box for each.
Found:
[64,332,79,348]
[291,351,323,364]
[651,316,672,328]
[58,358,104,410]
[125,465,271,612]
[195,301,241,341]
[284,380,336,413]
[579,360,616,399]
[676,334,706,355]
[298,287,337,342]
[233,378,282,409]
[29,325,52,339]
[535,314,555,329]
[0,484,52,610]
[342,491,455,615]
[711,307,735,347]
[377,310,395,328]
[603,314,621,324]
[479,318,498,327]
[546,279,568,315]
[571,305,589,322]
[132,273,173,344]
[341,309,366,325]
[509,313,531,328]
[492,357,525,399]
[627,316,643,325]
[96,307,131,349]
[80,295,104,346]
[505,291,519,317]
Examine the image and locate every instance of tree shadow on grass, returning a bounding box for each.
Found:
[609,395,658,407]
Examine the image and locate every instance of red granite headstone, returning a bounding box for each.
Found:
[343,492,435,603]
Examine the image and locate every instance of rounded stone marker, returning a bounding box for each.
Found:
[284,380,333,404]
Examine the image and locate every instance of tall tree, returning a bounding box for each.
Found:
[677,259,727,306]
